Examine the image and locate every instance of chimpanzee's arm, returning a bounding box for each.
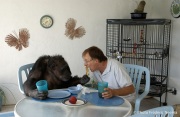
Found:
[65,75,90,87]
[23,78,48,100]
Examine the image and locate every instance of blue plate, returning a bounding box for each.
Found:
[48,89,71,99]
[81,92,124,106]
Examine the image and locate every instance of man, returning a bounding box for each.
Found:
[82,46,135,102]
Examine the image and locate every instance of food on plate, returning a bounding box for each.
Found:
[69,96,77,104]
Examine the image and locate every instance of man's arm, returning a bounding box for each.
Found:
[102,84,135,99]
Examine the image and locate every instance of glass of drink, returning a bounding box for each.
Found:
[98,81,108,98]
[36,80,48,92]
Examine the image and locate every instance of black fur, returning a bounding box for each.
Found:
[23,55,90,100]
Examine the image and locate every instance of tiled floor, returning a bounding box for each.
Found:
[1,105,15,112]
[140,97,161,111]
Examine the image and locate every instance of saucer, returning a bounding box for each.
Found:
[62,98,87,107]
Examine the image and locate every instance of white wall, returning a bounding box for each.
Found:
[0,0,179,105]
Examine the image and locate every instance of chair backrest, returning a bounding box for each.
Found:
[0,111,14,116]
[17,63,34,94]
[124,64,150,113]
[130,106,174,117]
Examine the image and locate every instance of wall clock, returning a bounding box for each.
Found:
[170,0,180,18]
[40,15,53,28]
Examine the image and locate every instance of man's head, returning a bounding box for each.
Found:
[82,46,107,72]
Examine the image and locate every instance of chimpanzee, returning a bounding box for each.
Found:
[23,55,90,100]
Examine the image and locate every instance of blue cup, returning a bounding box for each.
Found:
[98,81,108,98]
[36,80,48,92]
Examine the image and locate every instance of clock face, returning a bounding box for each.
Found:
[170,0,180,18]
[40,15,53,28]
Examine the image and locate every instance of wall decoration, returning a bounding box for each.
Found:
[5,28,30,51]
[40,15,53,28]
[65,18,86,40]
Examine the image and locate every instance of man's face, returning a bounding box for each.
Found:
[83,53,97,72]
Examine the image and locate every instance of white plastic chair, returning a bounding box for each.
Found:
[130,106,174,117]
[124,64,150,113]
[17,63,34,94]
[0,111,14,117]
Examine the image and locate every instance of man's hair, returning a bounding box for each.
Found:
[82,46,107,62]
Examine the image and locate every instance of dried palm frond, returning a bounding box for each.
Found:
[85,66,89,76]
[66,18,76,29]
[65,18,86,40]
[5,28,30,51]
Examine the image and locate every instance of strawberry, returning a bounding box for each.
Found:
[69,96,77,104]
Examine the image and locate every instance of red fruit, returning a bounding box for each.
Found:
[69,96,77,104]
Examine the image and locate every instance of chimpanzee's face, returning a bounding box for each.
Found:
[48,55,72,82]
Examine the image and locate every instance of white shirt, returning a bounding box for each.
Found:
[91,58,135,102]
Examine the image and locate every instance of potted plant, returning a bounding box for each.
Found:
[131,0,147,19]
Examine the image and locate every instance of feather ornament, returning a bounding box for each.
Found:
[65,18,86,40]
[5,28,30,51]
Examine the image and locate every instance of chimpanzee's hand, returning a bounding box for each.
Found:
[30,89,48,100]
[80,75,90,84]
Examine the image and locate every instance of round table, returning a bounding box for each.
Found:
[14,96,132,117]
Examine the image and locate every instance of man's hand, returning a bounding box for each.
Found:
[102,84,135,98]
[102,88,113,99]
